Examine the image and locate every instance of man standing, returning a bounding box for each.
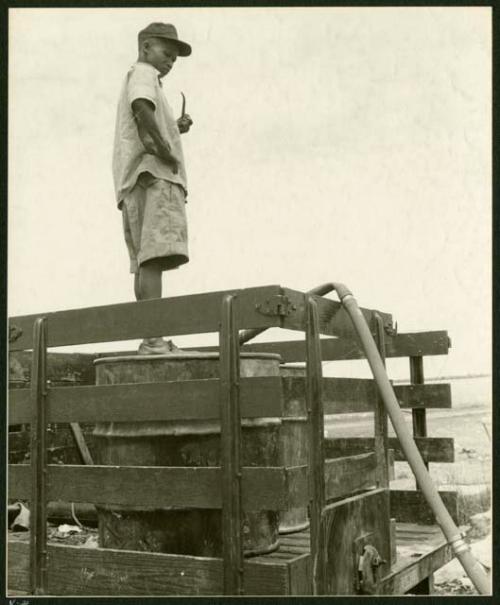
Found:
[112,23,193,354]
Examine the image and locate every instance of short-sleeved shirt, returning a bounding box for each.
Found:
[112,61,188,207]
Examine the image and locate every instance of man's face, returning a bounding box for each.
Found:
[142,38,179,77]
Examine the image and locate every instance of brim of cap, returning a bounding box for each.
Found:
[174,39,192,57]
[152,34,191,56]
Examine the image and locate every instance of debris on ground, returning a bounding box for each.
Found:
[47,524,98,546]
[433,520,492,596]
[56,524,82,537]
[9,502,30,531]
[83,534,99,549]
[434,577,476,595]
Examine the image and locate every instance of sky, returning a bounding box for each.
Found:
[8,7,491,378]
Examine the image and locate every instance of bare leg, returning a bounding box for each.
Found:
[135,259,183,355]
[136,258,163,300]
[134,272,140,301]
[135,259,171,354]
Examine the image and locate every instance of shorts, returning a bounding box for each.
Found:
[122,172,189,273]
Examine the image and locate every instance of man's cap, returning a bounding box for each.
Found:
[138,23,191,57]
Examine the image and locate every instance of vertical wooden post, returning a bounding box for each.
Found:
[373,313,389,488]
[306,296,326,595]
[29,317,48,595]
[409,354,433,591]
[410,356,428,470]
[220,295,243,595]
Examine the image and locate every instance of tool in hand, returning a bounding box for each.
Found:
[181,91,186,118]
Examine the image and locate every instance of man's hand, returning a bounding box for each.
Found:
[140,137,178,173]
[177,114,193,134]
[159,149,180,174]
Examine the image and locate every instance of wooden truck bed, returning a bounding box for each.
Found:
[7,522,462,596]
[8,285,461,596]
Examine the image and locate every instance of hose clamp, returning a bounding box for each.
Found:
[449,534,470,556]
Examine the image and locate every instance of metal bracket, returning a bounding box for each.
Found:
[353,533,386,594]
[384,319,397,337]
[358,544,385,595]
[255,295,296,317]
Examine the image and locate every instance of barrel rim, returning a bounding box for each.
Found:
[94,351,282,365]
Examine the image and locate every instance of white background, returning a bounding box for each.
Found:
[8,7,491,378]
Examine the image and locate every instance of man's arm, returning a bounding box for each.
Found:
[132,98,179,173]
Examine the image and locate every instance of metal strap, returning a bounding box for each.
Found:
[220,295,243,595]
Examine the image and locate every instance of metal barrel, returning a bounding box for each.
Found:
[93,352,282,557]
[279,365,309,533]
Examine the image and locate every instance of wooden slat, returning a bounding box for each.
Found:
[8,376,284,425]
[321,488,391,594]
[219,293,243,595]
[324,437,454,463]
[380,538,452,594]
[8,540,31,593]
[285,465,309,510]
[410,356,428,475]
[281,288,393,339]
[7,537,290,596]
[305,296,326,595]
[8,285,282,351]
[10,378,449,426]
[69,423,94,465]
[324,453,377,501]
[394,383,451,409]
[29,316,48,594]
[387,332,451,357]
[288,553,313,595]
[8,464,308,511]
[281,377,451,416]
[240,331,451,362]
[390,489,459,525]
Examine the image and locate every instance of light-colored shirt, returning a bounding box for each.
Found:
[112,62,188,207]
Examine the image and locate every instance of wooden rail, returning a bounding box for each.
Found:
[282,378,451,415]
[324,437,454,463]
[9,377,284,425]
[240,330,450,361]
[324,453,377,499]
[9,464,308,511]
[9,331,448,381]
[9,378,450,426]
[8,536,292,596]
[8,285,392,351]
